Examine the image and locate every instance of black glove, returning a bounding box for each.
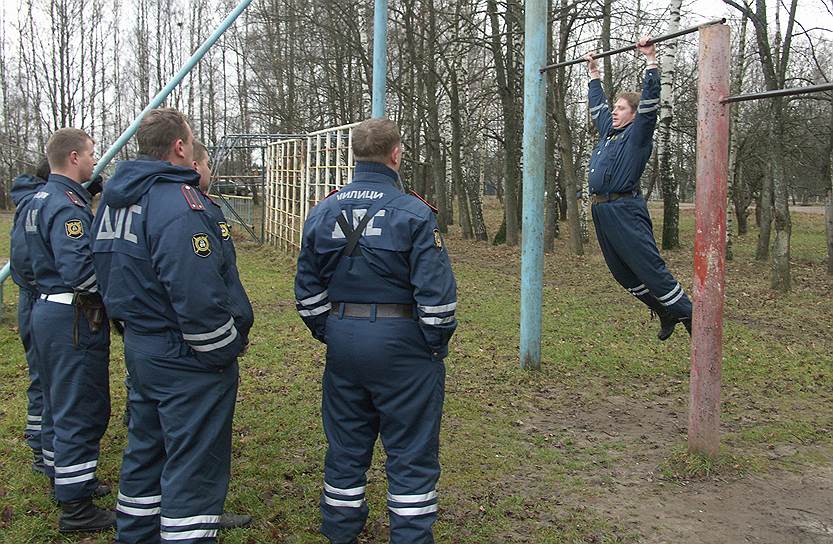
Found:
[87,175,105,197]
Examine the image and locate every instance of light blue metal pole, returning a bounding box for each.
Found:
[91,0,253,180]
[0,0,252,288]
[520,0,548,370]
[371,0,388,117]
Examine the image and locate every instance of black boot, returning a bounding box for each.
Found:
[58,497,115,533]
[219,512,252,529]
[636,291,678,341]
[657,310,678,341]
[682,317,692,336]
[32,451,47,475]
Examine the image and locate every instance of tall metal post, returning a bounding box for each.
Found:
[689,24,730,457]
[371,0,388,118]
[519,0,547,370]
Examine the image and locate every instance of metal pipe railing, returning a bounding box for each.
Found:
[722,82,833,103]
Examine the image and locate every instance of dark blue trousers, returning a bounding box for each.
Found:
[592,197,693,321]
[31,298,110,501]
[116,330,238,544]
[18,289,43,459]
[320,313,445,544]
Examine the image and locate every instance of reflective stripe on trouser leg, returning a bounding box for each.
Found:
[116,371,164,544]
[319,342,377,544]
[19,289,43,455]
[379,363,444,544]
[32,301,110,502]
[592,199,693,321]
[149,352,238,544]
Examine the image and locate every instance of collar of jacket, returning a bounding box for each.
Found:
[353,161,401,188]
[48,173,91,204]
[136,155,200,187]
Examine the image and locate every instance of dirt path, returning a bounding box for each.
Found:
[524,394,833,543]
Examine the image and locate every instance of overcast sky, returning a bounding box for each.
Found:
[683,0,833,31]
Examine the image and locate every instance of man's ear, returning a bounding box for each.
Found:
[391,145,401,167]
[173,139,185,159]
[69,150,79,166]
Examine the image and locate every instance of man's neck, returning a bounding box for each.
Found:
[50,169,80,183]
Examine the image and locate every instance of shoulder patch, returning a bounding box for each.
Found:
[433,228,443,249]
[409,190,438,214]
[218,221,231,240]
[192,232,211,257]
[65,191,85,208]
[181,184,205,211]
[65,219,84,239]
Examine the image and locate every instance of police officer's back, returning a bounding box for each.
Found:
[295,118,457,544]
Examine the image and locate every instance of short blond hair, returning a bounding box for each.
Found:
[46,128,93,169]
[615,92,640,113]
[193,140,209,163]
[352,118,401,163]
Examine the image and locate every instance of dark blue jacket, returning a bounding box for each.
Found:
[24,174,98,295]
[587,67,660,195]
[91,158,249,368]
[10,174,46,291]
[295,161,457,357]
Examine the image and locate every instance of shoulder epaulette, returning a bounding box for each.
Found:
[200,191,221,208]
[409,190,438,214]
[65,190,86,208]
[181,184,205,211]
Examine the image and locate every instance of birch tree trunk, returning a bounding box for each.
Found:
[657,0,682,250]
[827,100,833,275]
[726,13,749,261]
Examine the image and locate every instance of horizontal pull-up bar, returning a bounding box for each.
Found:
[722,82,833,104]
[540,18,726,73]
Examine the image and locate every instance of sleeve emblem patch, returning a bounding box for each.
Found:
[218,222,231,240]
[65,219,84,239]
[192,233,212,257]
[433,228,443,249]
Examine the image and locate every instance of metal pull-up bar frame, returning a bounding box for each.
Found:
[540,17,726,73]
[723,82,833,103]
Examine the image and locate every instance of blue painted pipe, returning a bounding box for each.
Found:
[371,0,388,117]
[0,0,252,289]
[520,0,547,370]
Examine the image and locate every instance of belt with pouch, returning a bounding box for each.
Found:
[591,191,637,205]
[331,302,414,319]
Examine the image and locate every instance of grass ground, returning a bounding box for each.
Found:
[0,199,831,543]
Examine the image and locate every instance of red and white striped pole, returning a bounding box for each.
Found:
[689,23,730,457]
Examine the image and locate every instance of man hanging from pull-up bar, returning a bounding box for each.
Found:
[585,37,692,340]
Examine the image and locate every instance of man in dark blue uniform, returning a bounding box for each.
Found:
[25,129,114,532]
[92,108,252,544]
[586,38,692,340]
[295,118,457,544]
[10,157,49,475]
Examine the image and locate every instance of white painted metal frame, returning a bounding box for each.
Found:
[264,122,360,251]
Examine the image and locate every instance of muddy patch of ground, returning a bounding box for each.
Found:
[520,394,833,543]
